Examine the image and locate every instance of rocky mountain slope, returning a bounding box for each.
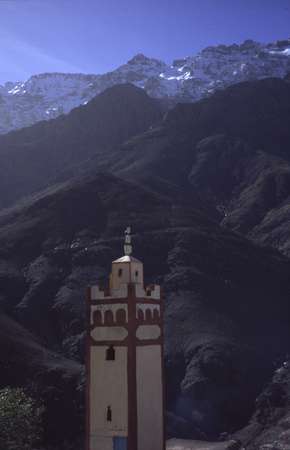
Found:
[1,78,290,449]
[1,73,290,243]
[1,172,290,449]
[0,38,289,134]
[234,359,290,449]
[1,78,290,255]
[109,77,290,256]
[0,84,163,209]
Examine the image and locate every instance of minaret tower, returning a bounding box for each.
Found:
[86,227,165,450]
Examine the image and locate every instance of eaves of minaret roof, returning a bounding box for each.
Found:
[113,255,142,263]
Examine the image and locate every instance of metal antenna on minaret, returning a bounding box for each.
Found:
[124,226,132,255]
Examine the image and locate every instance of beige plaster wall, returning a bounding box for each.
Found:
[91,326,128,342]
[136,345,164,450]
[111,263,131,289]
[90,346,128,438]
[130,261,144,284]
[91,284,128,300]
[136,325,161,340]
[111,261,144,289]
[135,284,161,299]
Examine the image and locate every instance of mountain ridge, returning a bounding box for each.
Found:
[1,170,290,446]
[0,38,289,134]
[0,83,163,209]
[1,72,290,449]
[1,78,290,257]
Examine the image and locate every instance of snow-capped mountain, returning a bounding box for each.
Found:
[0,38,290,134]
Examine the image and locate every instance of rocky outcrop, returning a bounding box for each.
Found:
[234,360,290,449]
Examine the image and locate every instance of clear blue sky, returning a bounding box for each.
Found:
[0,0,289,84]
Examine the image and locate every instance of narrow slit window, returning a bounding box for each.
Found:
[107,406,112,422]
[118,268,123,277]
[135,270,139,277]
[106,346,115,361]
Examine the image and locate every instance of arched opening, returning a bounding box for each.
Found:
[104,309,114,325]
[116,309,126,324]
[153,309,159,321]
[93,310,102,325]
[106,346,115,361]
[138,309,145,322]
[107,406,112,422]
[118,268,123,277]
[145,309,152,322]
[135,270,139,278]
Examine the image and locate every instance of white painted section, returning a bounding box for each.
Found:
[131,261,144,285]
[91,326,128,342]
[89,436,113,450]
[136,345,163,450]
[136,325,161,340]
[137,303,160,316]
[111,259,144,290]
[91,284,128,300]
[90,346,128,437]
[136,284,161,299]
[110,256,144,289]
[90,304,128,324]
[91,267,160,300]
[111,263,131,289]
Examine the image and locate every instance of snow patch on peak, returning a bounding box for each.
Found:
[0,38,290,134]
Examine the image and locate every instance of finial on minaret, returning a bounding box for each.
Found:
[124,226,132,255]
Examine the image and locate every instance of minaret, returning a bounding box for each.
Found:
[86,228,165,450]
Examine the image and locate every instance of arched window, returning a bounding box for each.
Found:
[107,406,112,422]
[104,309,114,325]
[116,309,126,324]
[118,268,123,277]
[138,309,145,322]
[106,346,115,361]
[153,309,159,321]
[135,270,139,278]
[145,309,152,322]
[93,310,102,325]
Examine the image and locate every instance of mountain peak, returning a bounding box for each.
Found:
[0,37,290,134]
[127,53,164,66]
[128,53,152,64]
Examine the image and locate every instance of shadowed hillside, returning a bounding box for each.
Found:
[0,313,82,446]
[108,78,290,254]
[0,79,290,448]
[0,84,163,209]
[0,172,290,446]
[2,79,290,255]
